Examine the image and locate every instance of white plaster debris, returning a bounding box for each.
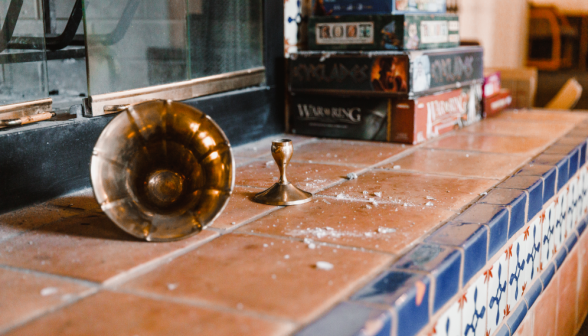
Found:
[167,283,178,291]
[426,196,436,200]
[363,190,369,195]
[263,244,269,247]
[480,192,488,196]
[347,173,358,180]
[364,232,374,237]
[316,261,334,271]
[426,202,434,206]
[393,165,401,170]
[289,227,366,239]
[40,287,58,296]
[378,227,397,234]
[322,199,331,205]
[284,255,290,259]
[374,192,382,198]
[366,204,372,210]
[336,193,347,199]
[231,222,236,226]
[265,160,274,167]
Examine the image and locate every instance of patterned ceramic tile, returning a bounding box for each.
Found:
[497,176,543,223]
[506,302,528,334]
[295,302,392,336]
[517,164,557,204]
[284,0,311,55]
[554,191,567,253]
[568,147,580,177]
[554,247,568,269]
[578,218,587,236]
[495,324,511,336]
[460,274,488,336]
[566,181,578,237]
[425,223,488,285]
[525,218,542,284]
[352,271,430,336]
[394,244,462,313]
[540,204,556,267]
[539,262,556,288]
[533,153,569,192]
[580,167,588,219]
[454,204,509,259]
[486,252,509,336]
[565,232,578,252]
[507,234,528,310]
[480,189,527,239]
[430,300,461,336]
[572,174,583,228]
[523,279,543,308]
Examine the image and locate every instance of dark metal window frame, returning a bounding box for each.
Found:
[0,0,285,213]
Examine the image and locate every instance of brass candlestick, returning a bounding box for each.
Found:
[253,139,312,206]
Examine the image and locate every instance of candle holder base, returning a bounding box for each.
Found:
[253,182,312,206]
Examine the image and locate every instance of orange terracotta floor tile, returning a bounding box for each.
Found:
[121,233,391,323]
[233,134,315,159]
[492,110,588,123]
[47,189,102,213]
[0,268,91,332]
[210,186,279,230]
[461,119,573,138]
[236,198,454,255]
[383,148,528,179]
[4,291,294,336]
[515,305,534,336]
[534,271,559,336]
[0,213,218,283]
[236,161,357,193]
[557,248,579,336]
[0,204,84,241]
[425,134,552,156]
[258,140,411,167]
[318,170,496,211]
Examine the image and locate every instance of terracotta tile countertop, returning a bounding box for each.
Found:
[0,109,587,336]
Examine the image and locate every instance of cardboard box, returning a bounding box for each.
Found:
[287,82,483,144]
[484,67,537,109]
[313,0,447,16]
[484,89,512,117]
[483,70,501,98]
[289,46,484,98]
[309,14,459,51]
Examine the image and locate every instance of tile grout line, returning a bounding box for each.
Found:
[108,287,300,326]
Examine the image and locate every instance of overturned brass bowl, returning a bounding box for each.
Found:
[90,100,234,242]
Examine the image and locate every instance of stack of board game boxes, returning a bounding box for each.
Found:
[286,0,486,144]
[483,70,513,117]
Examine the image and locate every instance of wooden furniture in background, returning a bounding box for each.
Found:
[545,78,583,109]
[527,5,578,70]
[485,67,538,108]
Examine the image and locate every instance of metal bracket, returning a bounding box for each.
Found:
[0,98,55,128]
[83,67,266,117]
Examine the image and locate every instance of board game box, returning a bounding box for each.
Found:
[288,46,484,98]
[484,89,512,118]
[309,14,459,51]
[287,82,483,144]
[313,0,447,16]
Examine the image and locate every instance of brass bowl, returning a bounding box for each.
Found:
[90,100,234,241]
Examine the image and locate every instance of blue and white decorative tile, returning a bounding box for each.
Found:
[581,166,588,218]
[525,217,542,283]
[565,181,576,235]
[572,174,582,228]
[486,253,508,336]
[506,233,527,309]
[352,271,430,336]
[541,203,556,266]
[460,274,487,336]
[454,204,509,259]
[284,0,311,56]
[430,300,461,336]
[296,302,393,336]
[553,190,566,252]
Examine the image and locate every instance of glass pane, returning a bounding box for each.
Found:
[188,0,263,78]
[0,0,48,105]
[83,0,190,95]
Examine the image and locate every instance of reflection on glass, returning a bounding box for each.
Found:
[0,0,48,105]
[83,0,189,95]
[83,0,263,96]
[188,0,263,78]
